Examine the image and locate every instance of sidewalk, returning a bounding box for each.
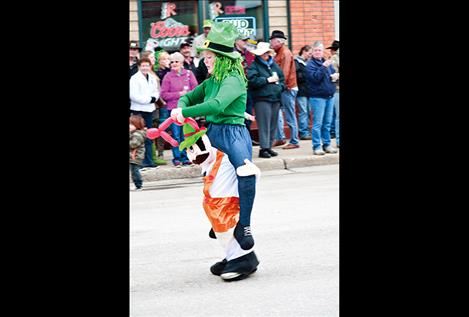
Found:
[136,139,339,182]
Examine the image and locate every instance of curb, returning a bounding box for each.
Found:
[136,154,339,182]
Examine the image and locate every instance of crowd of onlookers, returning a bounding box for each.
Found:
[129,22,339,189]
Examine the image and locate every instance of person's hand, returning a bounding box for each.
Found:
[170,108,185,123]
[323,59,332,67]
[267,75,279,83]
[330,73,340,82]
[244,113,256,122]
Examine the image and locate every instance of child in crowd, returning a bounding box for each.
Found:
[129,115,146,191]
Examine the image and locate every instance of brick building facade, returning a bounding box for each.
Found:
[130,0,338,56]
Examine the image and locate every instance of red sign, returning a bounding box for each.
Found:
[225,6,246,15]
[150,21,190,38]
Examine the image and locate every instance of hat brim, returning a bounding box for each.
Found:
[327,46,339,50]
[251,48,275,56]
[196,46,241,59]
[179,129,207,151]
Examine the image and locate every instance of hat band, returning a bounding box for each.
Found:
[202,40,233,53]
[184,127,206,137]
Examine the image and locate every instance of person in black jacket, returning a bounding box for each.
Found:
[247,42,286,158]
[295,45,313,140]
[129,41,141,79]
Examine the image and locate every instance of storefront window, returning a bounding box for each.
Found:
[208,1,266,41]
[140,0,200,52]
[139,0,267,52]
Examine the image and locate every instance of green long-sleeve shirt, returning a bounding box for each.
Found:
[178,74,247,125]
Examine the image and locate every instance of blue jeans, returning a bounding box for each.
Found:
[207,123,255,226]
[333,91,340,146]
[130,163,142,188]
[308,96,335,150]
[297,96,311,137]
[130,110,155,167]
[276,108,286,140]
[279,89,299,144]
[159,108,188,162]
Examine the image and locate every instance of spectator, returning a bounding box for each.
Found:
[129,41,141,79]
[235,35,257,144]
[194,56,209,84]
[129,57,160,168]
[191,19,213,61]
[129,115,146,191]
[180,42,199,80]
[305,41,338,155]
[141,50,167,166]
[327,40,340,147]
[155,51,171,81]
[247,42,286,158]
[269,30,300,149]
[160,52,198,166]
[153,50,172,162]
[295,45,313,140]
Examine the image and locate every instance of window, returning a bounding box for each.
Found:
[208,0,266,41]
[140,0,200,52]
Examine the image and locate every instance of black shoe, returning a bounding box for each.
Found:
[220,251,259,281]
[266,148,278,157]
[210,258,227,276]
[208,228,216,239]
[234,222,254,250]
[258,148,271,158]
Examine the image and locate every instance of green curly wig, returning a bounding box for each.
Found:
[211,55,247,86]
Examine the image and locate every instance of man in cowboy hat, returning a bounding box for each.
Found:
[170,21,259,252]
[326,40,339,51]
[269,30,300,150]
[179,121,260,281]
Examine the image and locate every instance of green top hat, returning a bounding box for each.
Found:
[196,22,241,59]
[179,123,207,151]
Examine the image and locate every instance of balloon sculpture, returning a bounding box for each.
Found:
[146,116,200,147]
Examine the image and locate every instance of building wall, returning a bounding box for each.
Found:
[129,0,337,55]
[268,0,288,39]
[130,0,139,41]
[289,0,336,57]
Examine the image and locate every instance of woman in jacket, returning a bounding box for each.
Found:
[129,57,160,168]
[160,52,198,166]
[247,42,286,158]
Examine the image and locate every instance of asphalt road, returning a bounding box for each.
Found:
[130,165,339,317]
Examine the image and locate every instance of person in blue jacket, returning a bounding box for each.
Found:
[305,41,339,155]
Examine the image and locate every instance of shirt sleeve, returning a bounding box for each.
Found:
[178,80,206,109]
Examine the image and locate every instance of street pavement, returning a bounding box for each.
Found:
[130,165,339,317]
[136,138,339,182]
